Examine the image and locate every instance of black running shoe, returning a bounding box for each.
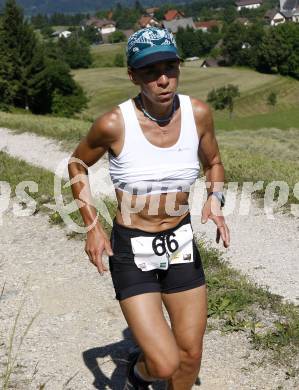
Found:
[123,352,153,390]
[195,376,201,385]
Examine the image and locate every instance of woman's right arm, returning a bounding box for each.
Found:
[68,109,121,275]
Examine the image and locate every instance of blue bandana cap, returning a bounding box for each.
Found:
[126,27,180,69]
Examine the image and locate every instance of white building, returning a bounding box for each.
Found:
[235,1,262,11]
[265,9,286,26]
[280,0,299,22]
[85,18,116,35]
[163,17,195,34]
[52,30,72,39]
[293,7,299,22]
[280,0,298,11]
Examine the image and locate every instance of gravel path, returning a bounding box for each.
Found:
[192,208,299,305]
[0,127,298,388]
[1,208,297,389]
[0,128,115,199]
[1,127,298,304]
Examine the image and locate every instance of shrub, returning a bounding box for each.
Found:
[114,53,124,67]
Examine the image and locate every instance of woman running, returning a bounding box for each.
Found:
[68,27,230,390]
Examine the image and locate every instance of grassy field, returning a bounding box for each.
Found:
[0,150,114,232]
[1,65,298,203]
[72,65,299,124]
[215,106,299,131]
[1,113,297,203]
[184,62,299,112]
[217,128,299,204]
[72,67,137,119]
[91,42,126,68]
[0,151,55,202]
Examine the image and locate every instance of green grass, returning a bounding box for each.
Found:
[217,128,299,162]
[216,128,299,204]
[1,116,298,207]
[51,25,71,30]
[215,106,299,131]
[3,66,298,136]
[179,66,280,103]
[200,242,299,367]
[72,67,138,119]
[91,42,126,68]
[0,151,56,202]
[0,151,115,234]
[1,66,299,206]
[71,65,299,122]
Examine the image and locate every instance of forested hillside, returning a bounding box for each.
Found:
[0,0,234,15]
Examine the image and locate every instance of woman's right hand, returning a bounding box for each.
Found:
[85,228,114,275]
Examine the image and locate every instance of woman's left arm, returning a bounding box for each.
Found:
[191,98,230,248]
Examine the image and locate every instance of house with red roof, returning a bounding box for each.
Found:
[164,9,185,21]
[138,15,161,29]
[85,18,116,35]
[145,7,159,17]
[195,20,220,32]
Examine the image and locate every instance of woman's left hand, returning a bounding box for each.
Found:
[201,196,230,248]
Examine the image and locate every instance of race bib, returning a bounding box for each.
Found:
[130,223,194,272]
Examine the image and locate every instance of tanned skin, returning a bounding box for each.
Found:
[68,59,230,389]
[68,60,229,272]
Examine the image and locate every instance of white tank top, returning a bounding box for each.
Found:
[108,94,200,195]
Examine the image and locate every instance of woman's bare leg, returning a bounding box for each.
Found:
[162,285,208,390]
[120,292,180,380]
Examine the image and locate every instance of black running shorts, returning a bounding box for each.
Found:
[108,213,206,301]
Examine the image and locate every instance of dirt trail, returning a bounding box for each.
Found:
[1,209,297,389]
[0,127,298,388]
[1,127,298,304]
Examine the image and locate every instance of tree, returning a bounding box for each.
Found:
[114,53,124,67]
[113,3,145,30]
[222,22,246,65]
[31,13,49,29]
[0,0,38,108]
[222,5,238,24]
[29,58,87,116]
[243,22,264,68]
[207,84,240,118]
[57,35,92,69]
[0,0,88,115]
[40,25,54,38]
[154,5,170,21]
[108,30,126,43]
[176,26,219,59]
[79,25,101,45]
[199,6,214,21]
[134,0,144,14]
[267,91,277,108]
[0,19,14,109]
[257,23,299,79]
[27,46,52,114]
